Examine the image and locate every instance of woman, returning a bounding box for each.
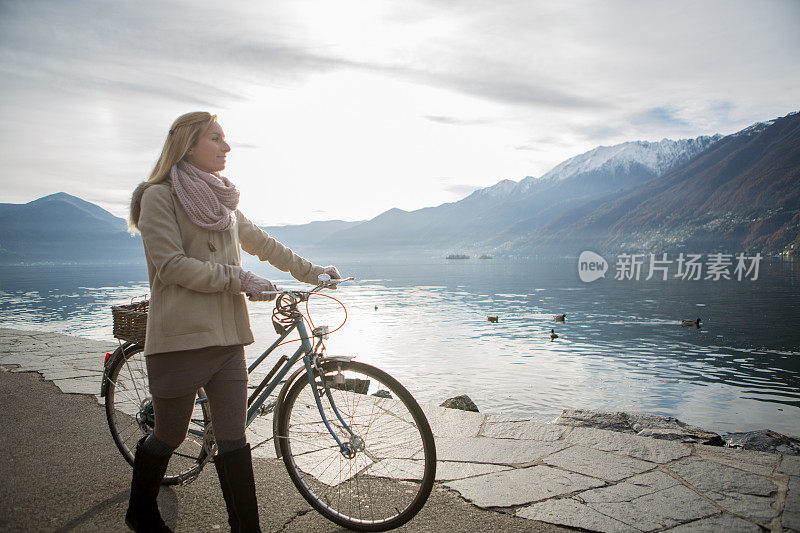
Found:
[127,111,340,532]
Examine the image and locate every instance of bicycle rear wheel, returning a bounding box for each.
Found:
[104,344,212,485]
[277,360,436,532]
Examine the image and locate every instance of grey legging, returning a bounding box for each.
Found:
[147,346,248,448]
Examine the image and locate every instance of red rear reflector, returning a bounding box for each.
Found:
[105,352,112,364]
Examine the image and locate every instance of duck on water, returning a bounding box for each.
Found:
[682,318,702,328]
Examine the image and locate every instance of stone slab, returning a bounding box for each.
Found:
[543,445,655,482]
[434,461,512,481]
[245,428,273,449]
[705,492,778,526]
[556,409,723,444]
[723,429,800,455]
[517,497,633,532]
[422,405,485,438]
[785,510,800,532]
[51,377,101,395]
[566,426,691,463]
[665,513,762,532]
[11,365,69,375]
[668,457,776,496]
[480,420,566,441]
[626,412,721,444]
[360,458,509,483]
[577,470,680,504]
[556,409,634,433]
[484,414,532,423]
[70,366,109,374]
[52,355,106,366]
[782,475,800,531]
[435,436,567,465]
[445,464,605,508]
[250,440,277,459]
[41,369,102,380]
[1,353,54,366]
[587,484,718,531]
[12,354,68,370]
[693,443,780,477]
[668,457,778,525]
[780,455,800,477]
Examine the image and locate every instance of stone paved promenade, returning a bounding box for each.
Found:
[1,327,798,532]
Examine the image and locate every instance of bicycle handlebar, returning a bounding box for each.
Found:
[251,276,354,297]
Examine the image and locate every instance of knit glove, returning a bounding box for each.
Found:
[239,270,276,301]
[321,265,342,289]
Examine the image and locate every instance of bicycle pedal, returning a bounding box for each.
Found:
[258,400,277,416]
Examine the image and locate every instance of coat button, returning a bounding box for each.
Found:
[208,240,217,252]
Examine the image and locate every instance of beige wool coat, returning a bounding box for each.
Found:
[137,181,324,356]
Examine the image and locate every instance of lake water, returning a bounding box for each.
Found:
[1,257,799,436]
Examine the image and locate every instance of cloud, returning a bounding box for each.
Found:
[425,116,494,126]
[0,0,798,224]
[1,54,243,109]
[443,184,480,196]
[573,122,629,142]
[515,135,573,150]
[0,1,359,100]
[441,76,605,109]
[353,60,607,109]
[629,106,691,129]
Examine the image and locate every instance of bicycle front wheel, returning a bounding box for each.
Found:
[277,360,436,532]
[104,344,212,485]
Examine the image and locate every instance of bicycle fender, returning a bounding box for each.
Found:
[272,365,309,459]
[320,355,355,363]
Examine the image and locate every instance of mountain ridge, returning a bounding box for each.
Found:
[3,110,798,264]
[322,131,724,250]
[511,110,800,255]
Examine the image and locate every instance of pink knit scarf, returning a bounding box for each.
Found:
[170,161,240,231]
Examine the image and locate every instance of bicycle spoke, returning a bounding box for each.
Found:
[105,346,210,485]
[103,375,142,407]
[279,361,435,530]
[123,357,146,406]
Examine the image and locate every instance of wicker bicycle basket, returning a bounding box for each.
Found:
[111,299,149,345]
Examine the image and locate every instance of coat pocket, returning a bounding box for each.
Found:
[161,285,215,336]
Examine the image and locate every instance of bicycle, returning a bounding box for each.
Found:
[101,275,437,531]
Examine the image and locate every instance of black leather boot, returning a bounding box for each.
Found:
[125,435,172,532]
[214,444,261,532]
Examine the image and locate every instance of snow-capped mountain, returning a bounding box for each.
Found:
[539,135,721,182]
[467,179,518,200]
[463,134,722,202]
[325,132,726,250]
[510,111,800,255]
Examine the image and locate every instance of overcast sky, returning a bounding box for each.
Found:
[1,0,798,225]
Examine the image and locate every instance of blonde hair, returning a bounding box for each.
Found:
[128,111,217,232]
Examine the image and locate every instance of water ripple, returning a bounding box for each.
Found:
[1,261,799,435]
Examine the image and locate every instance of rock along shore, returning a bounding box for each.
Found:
[1,327,798,532]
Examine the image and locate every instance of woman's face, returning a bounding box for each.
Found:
[185,121,231,173]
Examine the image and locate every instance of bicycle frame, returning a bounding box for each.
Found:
[192,297,357,458]
[244,320,309,426]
